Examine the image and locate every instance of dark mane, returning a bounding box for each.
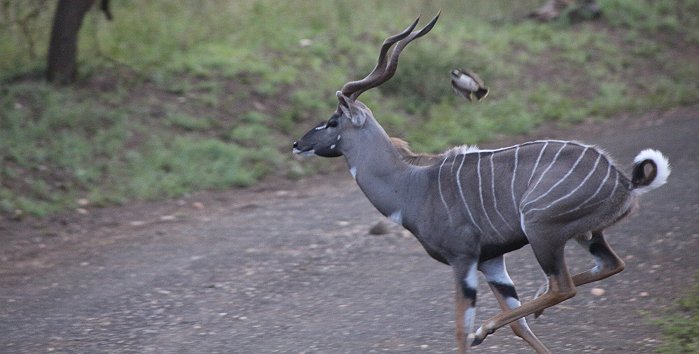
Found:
[390,137,443,166]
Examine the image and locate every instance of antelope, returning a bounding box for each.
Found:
[292,14,670,353]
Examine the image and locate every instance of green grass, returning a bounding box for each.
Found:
[1,0,698,216]
[655,275,699,353]
[0,82,274,216]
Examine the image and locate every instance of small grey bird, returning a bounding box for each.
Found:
[450,68,489,102]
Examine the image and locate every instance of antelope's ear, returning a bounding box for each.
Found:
[336,91,353,118]
[336,91,368,127]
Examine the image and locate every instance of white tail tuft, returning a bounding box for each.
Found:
[632,149,670,195]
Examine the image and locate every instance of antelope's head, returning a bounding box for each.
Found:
[292,14,439,158]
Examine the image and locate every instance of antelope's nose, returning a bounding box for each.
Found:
[293,141,299,149]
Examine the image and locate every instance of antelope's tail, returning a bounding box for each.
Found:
[631,149,670,195]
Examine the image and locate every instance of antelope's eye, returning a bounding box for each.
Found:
[327,119,338,128]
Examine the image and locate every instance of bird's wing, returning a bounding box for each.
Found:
[451,81,473,101]
[464,69,485,87]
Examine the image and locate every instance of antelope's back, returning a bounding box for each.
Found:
[506,141,633,223]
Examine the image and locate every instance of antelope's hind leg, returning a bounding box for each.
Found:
[571,230,626,285]
[478,256,551,354]
[472,232,576,346]
[533,230,625,318]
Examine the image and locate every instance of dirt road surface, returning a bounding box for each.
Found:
[1,105,698,353]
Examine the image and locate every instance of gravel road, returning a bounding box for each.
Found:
[1,105,697,353]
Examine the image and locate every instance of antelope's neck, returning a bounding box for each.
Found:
[343,132,428,223]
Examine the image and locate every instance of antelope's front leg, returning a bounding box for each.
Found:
[479,256,551,354]
[453,260,479,354]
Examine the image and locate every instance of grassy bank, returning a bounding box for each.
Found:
[655,275,699,353]
[1,0,698,216]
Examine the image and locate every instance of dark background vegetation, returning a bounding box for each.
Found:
[1,0,698,217]
[1,1,698,351]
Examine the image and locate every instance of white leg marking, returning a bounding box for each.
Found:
[464,263,478,334]
[491,153,515,231]
[527,154,602,213]
[534,281,549,299]
[523,146,588,209]
[465,262,478,289]
[481,256,530,329]
[475,326,485,338]
[522,142,567,204]
[477,153,502,238]
[438,156,454,224]
[505,296,522,309]
[480,256,512,285]
[456,154,483,233]
[465,307,477,336]
[504,296,532,330]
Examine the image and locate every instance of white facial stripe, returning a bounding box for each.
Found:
[314,123,327,131]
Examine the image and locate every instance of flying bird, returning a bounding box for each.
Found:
[450,69,489,102]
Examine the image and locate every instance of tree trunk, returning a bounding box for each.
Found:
[46,0,95,84]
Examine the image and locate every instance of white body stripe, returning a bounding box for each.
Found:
[523,147,587,209]
[477,153,503,237]
[527,142,548,185]
[510,146,520,215]
[523,142,567,204]
[490,153,514,231]
[528,154,602,213]
[456,154,483,233]
[607,170,620,199]
[558,162,612,216]
[438,156,453,224]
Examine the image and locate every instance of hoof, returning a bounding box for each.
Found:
[471,328,495,346]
